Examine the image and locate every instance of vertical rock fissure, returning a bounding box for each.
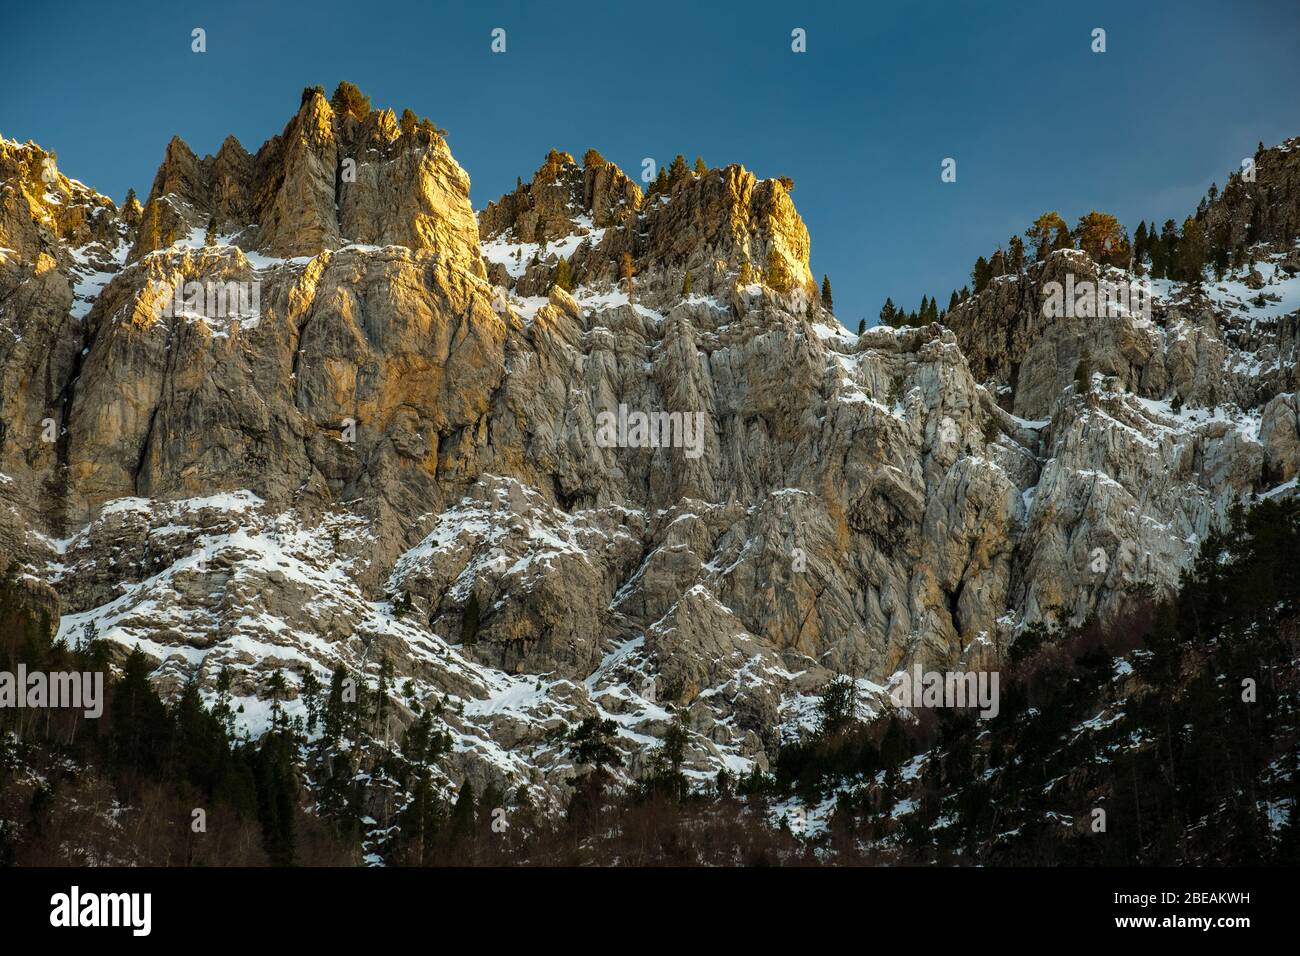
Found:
[133,317,181,497]
[45,313,95,537]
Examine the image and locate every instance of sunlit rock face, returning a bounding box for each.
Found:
[2,94,1297,809]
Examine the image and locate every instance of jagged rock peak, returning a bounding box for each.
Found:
[479,148,642,243]
[129,83,483,272]
[480,148,815,310]
[0,136,123,266]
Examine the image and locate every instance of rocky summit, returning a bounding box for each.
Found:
[2,85,1298,854]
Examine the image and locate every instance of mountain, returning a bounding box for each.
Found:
[1,84,1298,863]
[770,494,1300,864]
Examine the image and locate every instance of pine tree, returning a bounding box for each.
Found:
[667,154,688,189]
[1075,211,1125,265]
[375,655,393,735]
[323,664,347,742]
[1052,220,1073,253]
[267,669,287,732]
[1009,235,1026,273]
[1149,222,1166,277]
[948,290,960,311]
[649,719,690,799]
[857,318,866,335]
[170,677,230,798]
[651,166,668,198]
[122,187,140,228]
[213,665,235,738]
[816,675,858,736]
[990,248,1007,278]
[820,274,833,310]
[111,646,170,777]
[1111,232,1133,270]
[400,108,418,136]
[396,767,440,864]
[1180,216,1206,285]
[621,252,635,303]
[1210,221,1231,279]
[553,256,574,293]
[205,215,217,246]
[1026,212,1069,261]
[450,781,476,841]
[660,717,691,780]
[972,256,992,294]
[392,590,413,619]
[765,250,793,294]
[301,671,321,733]
[330,81,371,120]
[693,156,707,175]
[879,297,897,327]
[1160,220,1180,280]
[566,716,623,775]
[681,270,692,295]
[252,731,298,865]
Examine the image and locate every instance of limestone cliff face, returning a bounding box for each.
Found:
[481,149,814,309]
[2,91,1297,813]
[0,137,123,266]
[142,134,256,237]
[479,150,641,243]
[127,90,484,273]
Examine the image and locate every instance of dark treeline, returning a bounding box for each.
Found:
[0,563,349,865]
[4,495,1298,866]
[768,496,1300,864]
[360,486,1300,865]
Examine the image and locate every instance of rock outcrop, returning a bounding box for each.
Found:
[480,148,815,310]
[127,89,484,274]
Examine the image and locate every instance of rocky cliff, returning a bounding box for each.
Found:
[2,89,1297,821]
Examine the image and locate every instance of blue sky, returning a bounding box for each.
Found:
[3,0,1298,326]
